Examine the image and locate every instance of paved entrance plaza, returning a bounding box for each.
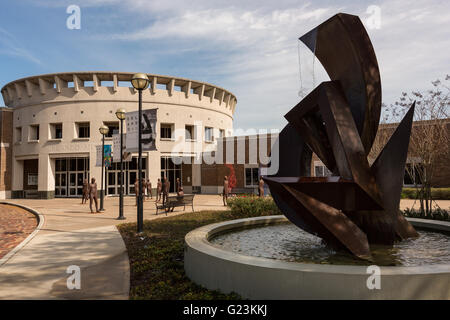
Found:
[0,195,227,299]
[0,196,448,299]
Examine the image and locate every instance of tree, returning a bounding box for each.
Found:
[380,76,450,215]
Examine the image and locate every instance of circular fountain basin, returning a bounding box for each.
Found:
[184,215,450,299]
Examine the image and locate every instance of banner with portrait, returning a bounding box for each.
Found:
[112,131,132,163]
[125,109,157,153]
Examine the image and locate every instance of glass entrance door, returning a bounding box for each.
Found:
[160,157,182,193]
[55,157,89,197]
[55,172,67,197]
[106,157,146,196]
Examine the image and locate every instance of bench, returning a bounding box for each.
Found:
[155,194,195,215]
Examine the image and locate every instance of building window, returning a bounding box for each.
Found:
[15,127,22,143]
[314,162,332,177]
[27,173,38,186]
[76,122,90,138]
[404,163,424,186]
[160,123,173,140]
[29,124,39,141]
[219,129,225,138]
[245,167,259,187]
[103,121,119,138]
[185,125,195,141]
[50,123,63,139]
[205,127,214,142]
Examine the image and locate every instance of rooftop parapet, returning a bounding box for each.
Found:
[1,71,237,114]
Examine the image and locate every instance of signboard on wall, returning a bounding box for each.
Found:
[125,109,157,153]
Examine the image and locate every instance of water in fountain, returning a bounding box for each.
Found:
[210,222,450,266]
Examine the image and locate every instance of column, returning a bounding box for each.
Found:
[38,153,55,199]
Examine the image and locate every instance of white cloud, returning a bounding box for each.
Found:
[0,28,42,65]
[24,0,450,129]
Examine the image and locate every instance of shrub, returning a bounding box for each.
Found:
[401,187,450,200]
[226,195,281,219]
[403,207,450,221]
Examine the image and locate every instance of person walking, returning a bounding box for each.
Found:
[141,178,147,202]
[223,176,229,206]
[162,177,170,205]
[134,178,139,206]
[81,178,89,204]
[176,177,182,196]
[156,178,162,202]
[88,178,100,213]
[258,176,265,198]
[146,179,152,199]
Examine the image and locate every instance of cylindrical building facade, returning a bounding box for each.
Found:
[0,71,237,198]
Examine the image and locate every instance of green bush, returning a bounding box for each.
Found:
[403,208,450,221]
[226,195,281,219]
[401,188,450,200]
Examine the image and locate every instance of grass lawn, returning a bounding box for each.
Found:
[118,210,252,300]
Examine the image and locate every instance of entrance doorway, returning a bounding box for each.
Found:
[160,156,182,193]
[55,157,89,197]
[105,157,147,195]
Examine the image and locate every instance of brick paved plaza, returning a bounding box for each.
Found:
[0,204,37,259]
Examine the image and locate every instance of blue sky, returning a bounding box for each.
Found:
[0,0,449,131]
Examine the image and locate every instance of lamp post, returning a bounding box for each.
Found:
[131,73,150,233]
[99,125,109,211]
[115,108,126,220]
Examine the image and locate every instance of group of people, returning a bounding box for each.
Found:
[82,174,264,213]
[81,178,101,213]
[81,176,185,213]
[133,177,183,205]
[222,175,265,206]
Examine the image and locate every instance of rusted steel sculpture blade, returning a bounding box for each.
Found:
[299,13,381,155]
[370,103,419,240]
[264,13,418,260]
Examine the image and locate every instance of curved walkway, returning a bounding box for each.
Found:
[0,195,226,300]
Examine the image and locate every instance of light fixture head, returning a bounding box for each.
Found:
[131,73,150,90]
[99,125,109,136]
[115,108,126,120]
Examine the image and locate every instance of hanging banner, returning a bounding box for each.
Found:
[113,132,132,163]
[104,144,112,167]
[126,109,157,153]
[95,144,112,166]
[96,145,102,167]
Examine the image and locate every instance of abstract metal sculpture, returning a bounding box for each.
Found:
[264,13,418,260]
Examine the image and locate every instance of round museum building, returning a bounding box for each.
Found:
[0,71,237,198]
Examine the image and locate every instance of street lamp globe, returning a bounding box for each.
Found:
[115,108,126,120]
[99,125,109,136]
[131,73,150,90]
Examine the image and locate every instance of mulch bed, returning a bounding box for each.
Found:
[118,210,245,300]
[0,204,38,259]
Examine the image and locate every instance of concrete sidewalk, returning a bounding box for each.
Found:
[0,194,228,299]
